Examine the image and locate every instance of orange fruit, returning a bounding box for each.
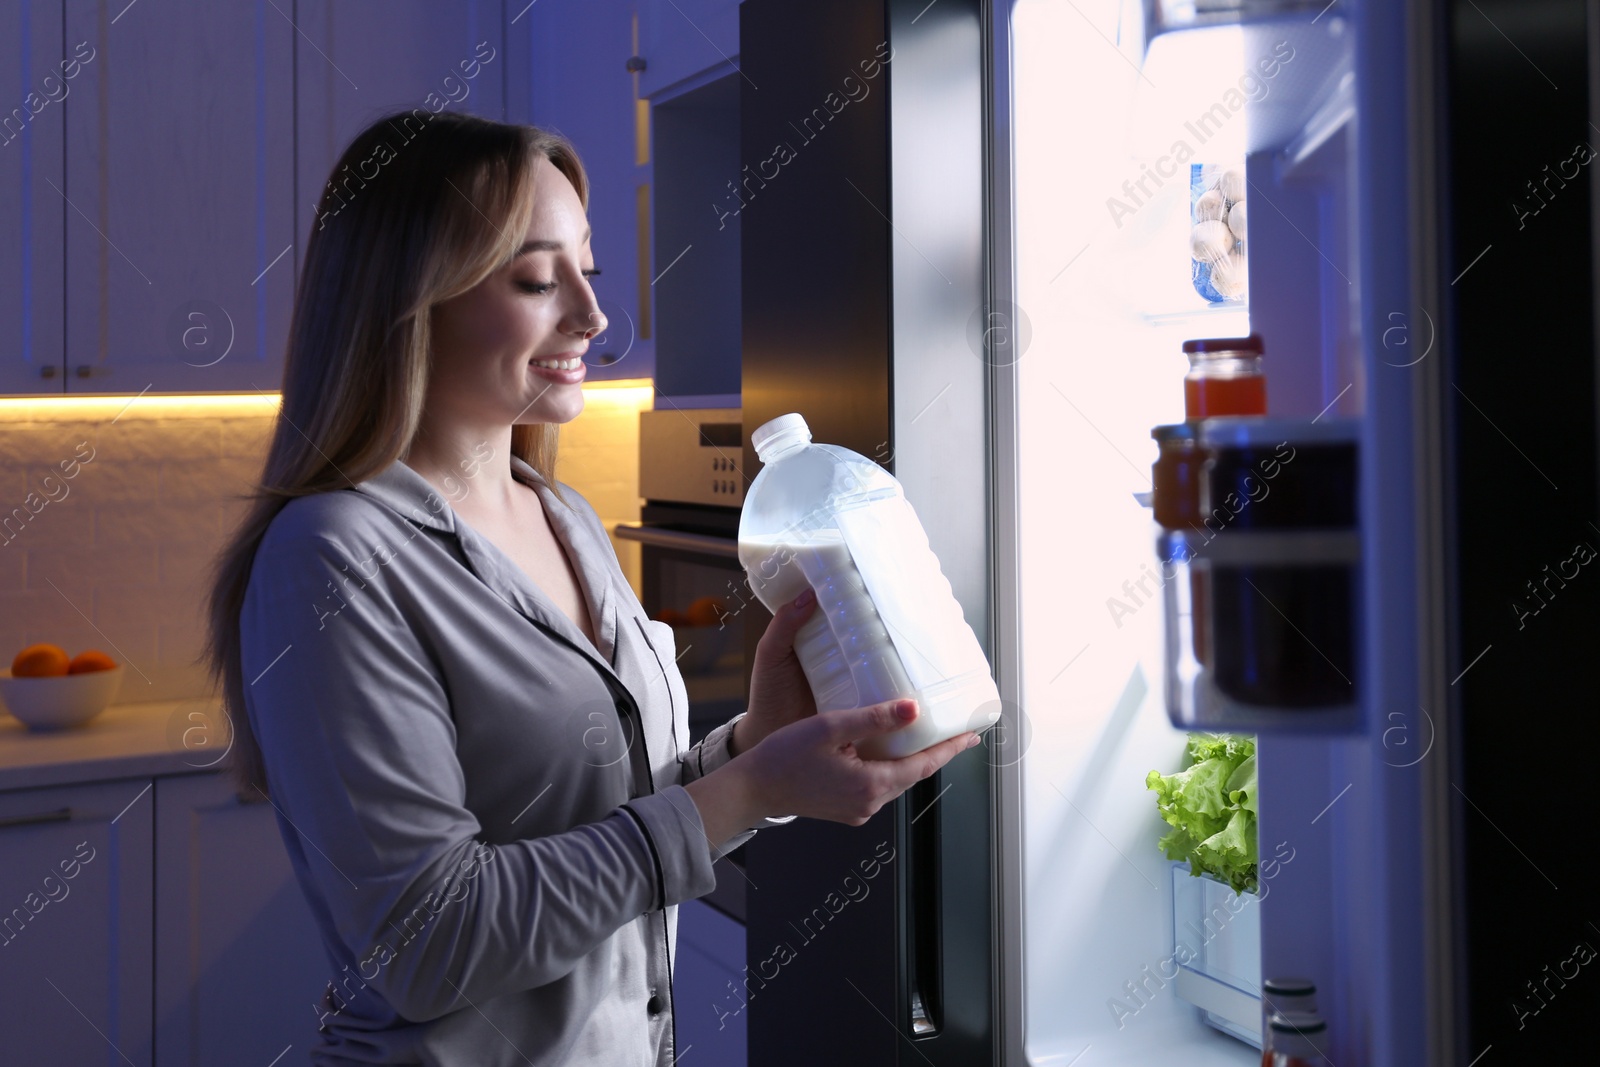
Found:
[685,596,729,627]
[12,643,70,677]
[68,649,118,674]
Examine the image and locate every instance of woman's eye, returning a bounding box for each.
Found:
[518,269,599,294]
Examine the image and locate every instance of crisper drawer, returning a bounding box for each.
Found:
[1169,861,1263,1049]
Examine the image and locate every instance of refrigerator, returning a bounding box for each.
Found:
[732,0,1598,1064]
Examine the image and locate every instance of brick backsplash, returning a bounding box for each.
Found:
[0,385,650,706]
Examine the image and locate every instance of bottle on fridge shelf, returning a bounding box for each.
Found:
[1264,1010,1331,1067]
[1258,980,1319,1067]
[737,413,1003,761]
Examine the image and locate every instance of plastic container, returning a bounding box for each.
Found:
[1190,164,1249,305]
[737,413,1003,760]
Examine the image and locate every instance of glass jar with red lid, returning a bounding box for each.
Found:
[1183,334,1267,419]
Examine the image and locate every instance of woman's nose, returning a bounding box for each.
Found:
[579,307,608,340]
[576,304,607,340]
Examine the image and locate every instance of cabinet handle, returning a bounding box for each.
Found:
[611,522,740,558]
[0,807,73,829]
[39,365,58,379]
[75,365,113,378]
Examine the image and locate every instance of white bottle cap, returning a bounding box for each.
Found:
[751,413,812,461]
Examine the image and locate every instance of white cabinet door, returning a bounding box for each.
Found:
[0,777,155,1066]
[522,0,654,382]
[639,0,742,99]
[294,0,507,259]
[0,2,69,394]
[153,772,327,1067]
[61,0,296,394]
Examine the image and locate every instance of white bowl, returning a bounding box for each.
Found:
[0,665,125,730]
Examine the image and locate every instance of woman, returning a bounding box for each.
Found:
[203,109,980,1067]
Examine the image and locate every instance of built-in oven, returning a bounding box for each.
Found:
[612,407,752,923]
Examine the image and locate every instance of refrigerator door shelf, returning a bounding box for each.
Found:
[1169,861,1264,1049]
[1159,528,1363,732]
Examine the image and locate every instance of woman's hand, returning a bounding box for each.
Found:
[742,699,980,826]
[732,586,821,756]
[685,698,982,846]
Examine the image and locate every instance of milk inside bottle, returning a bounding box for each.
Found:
[737,413,1002,760]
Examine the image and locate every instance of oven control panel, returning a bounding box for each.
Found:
[638,408,745,508]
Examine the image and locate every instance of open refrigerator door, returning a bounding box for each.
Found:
[1001,0,1437,1063]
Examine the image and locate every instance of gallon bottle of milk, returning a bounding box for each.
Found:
[738,413,1002,760]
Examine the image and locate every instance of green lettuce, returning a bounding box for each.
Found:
[1145,733,1258,894]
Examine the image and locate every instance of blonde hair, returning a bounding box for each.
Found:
[202,109,588,797]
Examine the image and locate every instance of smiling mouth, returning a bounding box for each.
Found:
[529,355,584,370]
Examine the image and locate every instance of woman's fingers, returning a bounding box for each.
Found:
[745,699,983,826]
[756,585,818,654]
[822,698,919,747]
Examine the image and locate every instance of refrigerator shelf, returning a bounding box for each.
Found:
[1129,5,1354,160]
[1140,302,1253,331]
[1143,0,1341,37]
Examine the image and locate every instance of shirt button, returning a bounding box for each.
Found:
[647,993,663,1016]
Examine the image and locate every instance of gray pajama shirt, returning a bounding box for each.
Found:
[240,453,791,1066]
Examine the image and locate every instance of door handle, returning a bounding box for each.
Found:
[905,775,942,1036]
[0,807,73,829]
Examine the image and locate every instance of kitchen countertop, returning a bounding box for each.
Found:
[0,697,231,793]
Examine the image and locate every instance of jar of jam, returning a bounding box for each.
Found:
[1183,334,1267,419]
[1151,423,1204,530]
[1151,423,1211,667]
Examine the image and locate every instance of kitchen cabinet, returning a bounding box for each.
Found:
[520,0,655,383]
[0,0,69,394]
[650,72,740,401]
[0,701,328,1066]
[0,777,155,1065]
[7,1,517,397]
[3,1,718,399]
[294,0,512,270]
[153,773,326,1066]
[61,0,296,395]
[639,0,742,99]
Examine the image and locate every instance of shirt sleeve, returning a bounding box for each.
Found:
[679,713,798,841]
[240,532,717,1024]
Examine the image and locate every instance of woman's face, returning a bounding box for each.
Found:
[428,154,605,431]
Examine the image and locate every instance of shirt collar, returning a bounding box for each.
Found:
[348,451,622,669]
[348,452,549,532]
